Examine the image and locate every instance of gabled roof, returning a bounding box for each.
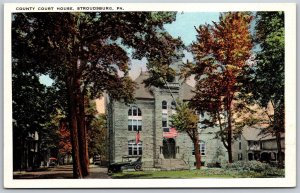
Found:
[242,126,285,141]
[260,132,285,141]
[242,126,262,141]
[133,72,154,99]
[133,71,195,100]
[181,82,195,100]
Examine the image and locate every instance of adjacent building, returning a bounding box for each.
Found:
[232,126,285,165]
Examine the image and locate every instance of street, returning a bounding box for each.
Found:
[13,165,111,179]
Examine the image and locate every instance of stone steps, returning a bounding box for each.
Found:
[155,159,189,170]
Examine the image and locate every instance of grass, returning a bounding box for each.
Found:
[111,168,285,179]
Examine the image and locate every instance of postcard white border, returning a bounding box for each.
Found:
[3,3,296,188]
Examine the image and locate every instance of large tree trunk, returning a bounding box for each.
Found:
[68,90,83,178]
[67,75,84,178]
[227,104,233,163]
[275,130,284,168]
[66,55,91,178]
[193,138,201,169]
[77,90,89,176]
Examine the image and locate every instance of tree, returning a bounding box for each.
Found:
[12,54,59,170]
[250,12,285,168]
[58,118,72,164]
[88,114,107,161]
[12,12,182,178]
[185,12,253,163]
[170,102,201,169]
[84,99,108,160]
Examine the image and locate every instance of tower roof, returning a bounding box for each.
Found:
[133,71,194,100]
[134,71,154,99]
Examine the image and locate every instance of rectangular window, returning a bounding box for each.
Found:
[239,142,242,150]
[128,142,142,156]
[128,147,132,155]
[128,119,132,131]
[162,113,168,127]
[200,143,206,156]
[133,147,138,155]
[163,127,169,132]
[132,120,137,131]
[192,144,205,155]
[162,121,167,127]
[238,153,243,160]
[138,120,142,131]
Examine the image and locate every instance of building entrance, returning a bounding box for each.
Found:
[163,138,176,159]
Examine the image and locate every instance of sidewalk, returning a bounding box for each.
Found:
[13,165,111,179]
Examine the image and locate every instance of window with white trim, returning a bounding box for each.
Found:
[128,106,142,131]
[162,112,168,128]
[192,141,206,156]
[162,100,169,131]
[200,141,206,156]
[128,140,142,155]
[162,100,168,110]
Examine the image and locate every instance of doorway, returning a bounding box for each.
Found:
[163,138,176,159]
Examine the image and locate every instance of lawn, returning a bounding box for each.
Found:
[111,168,285,179]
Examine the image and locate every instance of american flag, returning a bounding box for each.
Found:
[136,131,140,144]
[163,128,178,138]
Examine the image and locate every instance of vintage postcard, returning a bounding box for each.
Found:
[3,3,296,188]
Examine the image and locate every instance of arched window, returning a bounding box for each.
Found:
[171,100,176,109]
[128,140,142,155]
[128,106,142,131]
[128,106,142,116]
[162,100,168,109]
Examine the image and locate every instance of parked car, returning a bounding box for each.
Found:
[93,154,101,165]
[107,156,142,174]
[48,157,57,167]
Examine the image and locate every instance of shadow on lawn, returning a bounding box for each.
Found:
[112,173,153,179]
[13,173,74,179]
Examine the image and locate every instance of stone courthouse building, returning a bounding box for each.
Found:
[107,58,228,169]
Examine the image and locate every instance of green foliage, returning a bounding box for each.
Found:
[223,160,269,172]
[239,11,285,168]
[188,12,253,163]
[88,113,108,159]
[111,167,284,179]
[12,57,60,169]
[252,12,284,128]
[12,12,182,177]
[251,12,284,108]
[170,101,199,136]
[222,161,284,177]
[170,101,202,169]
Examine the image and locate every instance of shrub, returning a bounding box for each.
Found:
[262,167,285,177]
[222,161,271,172]
[207,162,221,168]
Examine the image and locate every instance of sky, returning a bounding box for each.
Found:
[129,12,220,85]
[39,12,221,87]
